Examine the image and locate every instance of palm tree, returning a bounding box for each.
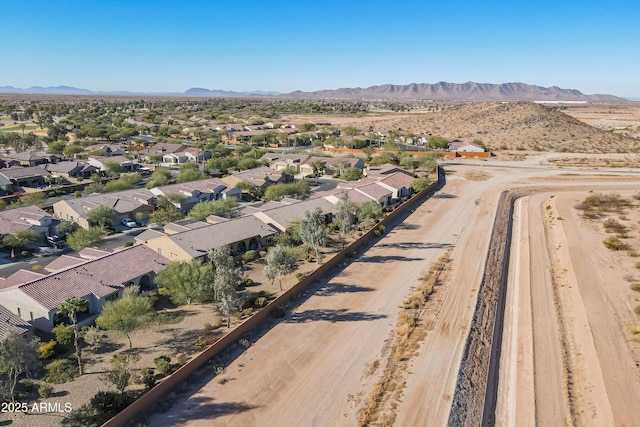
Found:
[58,297,89,375]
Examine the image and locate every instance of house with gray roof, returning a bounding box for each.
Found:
[0,245,169,332]
[44,161,98,179]
[0,204,53,240]
[150,178,241,212]
[139,215,279,261]
[251,197,336,232]
[222,166,291,191]
[0,304,32,340]
[52,189,156,229]
[0,166,50,188]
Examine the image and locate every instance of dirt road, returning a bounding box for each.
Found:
[145,159,640,427]
[497,184,640,427]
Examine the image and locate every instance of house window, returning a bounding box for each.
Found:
[30,312,34,321]
[106,292,118,302]
[17,307,21,318]
[157,248,162,255]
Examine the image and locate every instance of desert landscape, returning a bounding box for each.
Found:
[0,97,639,427]
[142,155,640,427]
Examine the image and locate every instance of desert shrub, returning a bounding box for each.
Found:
[241,308,253,318]
[603,236,630,251]
[295,272,304,281]
[242,250,258,264]
[576,193,631,214]
[154,311,185,325]
[254,296,268,308]
[603,218,628,235]
[194,336,207,349]
[154,356,172,375]
[52,324,74,346]
[124,241,133,247]
[175,353,189,366]
[81,326,103,352]
[90,391,131,418]
[38,383,53,398]
[39,340,58,359]
[137,367,156,389]
[245,278,255,287]
[44,359,79,384]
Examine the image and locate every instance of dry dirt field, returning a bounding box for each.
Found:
[143,157,640,427]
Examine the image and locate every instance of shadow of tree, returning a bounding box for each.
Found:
[155,396,258,425]
[91,339,125,355]
[393,222,421,230]
[358,255,423,263]
[285,308,387,323]
[154,328,202,353]
[377,242,454,250]
[434,193,457,198]
[316,282,375,297]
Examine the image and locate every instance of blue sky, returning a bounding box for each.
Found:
[1,0,638,98]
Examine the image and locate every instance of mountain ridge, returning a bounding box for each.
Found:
[0,82,628,102]
[283,82,627,102]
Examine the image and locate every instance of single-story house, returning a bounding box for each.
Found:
[0,204,53,242]
[222,166,292,190]
[84,143,126,157]
[88,155,140,173]
[0,303,33,340]
[251,197,336,232]
[150,178,242,212]
[44,161,98,179]
[138,215,279,261]
[0,175,14,196]
[299,156,365,177]
[448,140,485,152]
[0,245,169,332]
[260,153,310,172]
[0,166,50,188]
[53,189,156,229]
[137,143,211,165]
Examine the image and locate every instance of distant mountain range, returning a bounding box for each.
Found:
[284,82,627,102]
[0,82,628,102]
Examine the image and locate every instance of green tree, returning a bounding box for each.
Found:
[2,229,40,250]
[148,153,164,165]
[264,245,297,291]
[412,176,431,192]
[189,198,239,221]
[0,333,41,402]
[154,259,215,305]
[58,297,89,375]
[341,167,363,181]
[335,192,358,248]
[357,201,384,225]
[96,286,153,349]
[66,227,105,252]
[103,161,124,177]
[47,140,67,154]
[19,191,46,207]
[101,353,139,395]
[208,246,244,325]
[86,206,116,230]
[146,168,172,188]
[235,182,264,200]
[176,163,206,183]
[299,208,327,264]
[264,181,310,201]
